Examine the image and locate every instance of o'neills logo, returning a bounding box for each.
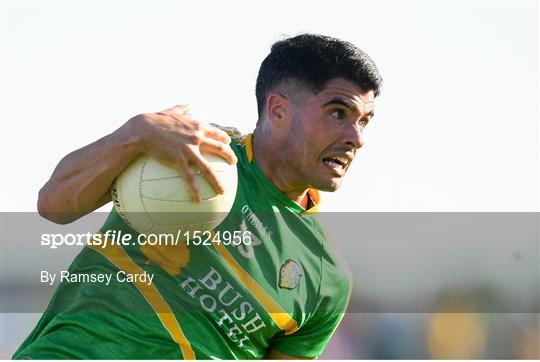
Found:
[236,205,273,259]
[278,260,302,290]
[179,268,266,349]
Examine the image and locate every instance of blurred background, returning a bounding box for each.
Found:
[322,312,539,359]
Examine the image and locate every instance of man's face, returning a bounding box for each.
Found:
[282,77,375,192]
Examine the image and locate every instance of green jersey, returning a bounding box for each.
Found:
[14,130,352,359]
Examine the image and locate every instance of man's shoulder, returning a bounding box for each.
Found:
[210,123,244,142]
[210,123,251,161]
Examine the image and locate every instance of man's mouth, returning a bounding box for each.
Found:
[322,156,350,176]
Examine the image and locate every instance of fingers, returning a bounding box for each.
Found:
[202,124,232,144]
[199,138,238,164]
[148,105,234,200]
[190,149,226,196]
[176,154,200,203]
[162,111,236,165]
[158,106,231,144]
[160,104,190,116]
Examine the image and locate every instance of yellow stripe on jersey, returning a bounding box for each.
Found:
[212,241,300,335]
[89,237,196,360]
[242,133,255,163]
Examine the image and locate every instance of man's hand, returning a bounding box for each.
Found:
[129,105,237,202]
[37,104,237,224]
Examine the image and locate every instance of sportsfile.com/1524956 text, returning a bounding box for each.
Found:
[40,230,253,249]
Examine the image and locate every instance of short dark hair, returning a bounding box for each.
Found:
[255,33,383,119]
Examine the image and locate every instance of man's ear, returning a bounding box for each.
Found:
[266,93,290,127]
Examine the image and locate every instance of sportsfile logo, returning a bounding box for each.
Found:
[179,267,266,349]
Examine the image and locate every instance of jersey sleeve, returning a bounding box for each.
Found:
[268,296,349,358]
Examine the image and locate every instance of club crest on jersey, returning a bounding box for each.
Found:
[278,259,303,290]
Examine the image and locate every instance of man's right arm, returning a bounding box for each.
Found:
[38,105,237,224]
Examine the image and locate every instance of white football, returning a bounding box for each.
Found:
[111,154,237,236]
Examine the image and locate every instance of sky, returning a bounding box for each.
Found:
[1,0,538,212]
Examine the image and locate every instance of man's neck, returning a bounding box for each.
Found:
[252,129,309,207]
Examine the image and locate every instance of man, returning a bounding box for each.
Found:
[14,34,382,359]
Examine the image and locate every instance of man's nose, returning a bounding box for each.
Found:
[343,123,364,149]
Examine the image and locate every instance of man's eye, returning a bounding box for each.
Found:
[360,119,369,126]
[330,109,345,119]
